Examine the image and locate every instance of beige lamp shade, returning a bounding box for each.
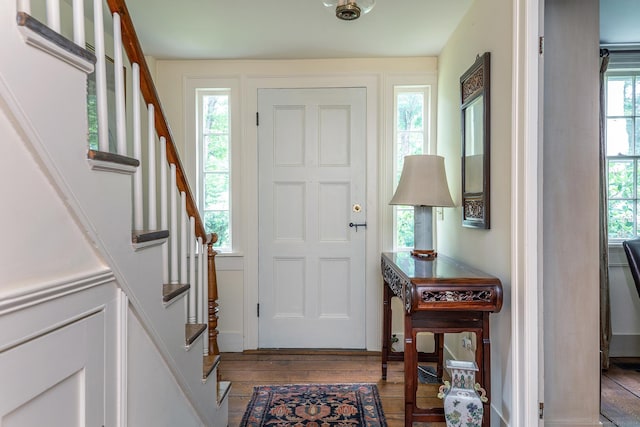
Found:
[389,155,455,207]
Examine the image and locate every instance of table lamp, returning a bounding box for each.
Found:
[389,155,455,258]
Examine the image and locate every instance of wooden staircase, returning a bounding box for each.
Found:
[9,0,230,425]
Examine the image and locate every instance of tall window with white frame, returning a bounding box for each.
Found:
[393,86,430,250]
[197,89,231,251]
[606,70,640,240]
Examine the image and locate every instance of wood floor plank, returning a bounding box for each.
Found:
[220,352,447,426]
[601,374,640,425]
[221,353,640,426]
[605,363,640,397]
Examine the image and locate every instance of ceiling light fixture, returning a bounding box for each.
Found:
[322,0,375,21]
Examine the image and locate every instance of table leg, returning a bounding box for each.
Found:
[435,333,444,379]
[480,313,491,427]
[382,282,392,380]
[404,313,416,427]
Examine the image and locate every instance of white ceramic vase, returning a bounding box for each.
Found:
[437,360,488,427]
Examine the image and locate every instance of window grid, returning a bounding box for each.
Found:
[199,90,231,251]
[606,72,640,240]
[393,87,428,250]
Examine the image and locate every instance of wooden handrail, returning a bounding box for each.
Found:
[106,0,220,355]
[105,0,206,240]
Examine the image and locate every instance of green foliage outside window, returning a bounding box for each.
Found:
[606,73,640,240]
[202,93,231,249]
[87,75,98,150]
[394,90,426,249]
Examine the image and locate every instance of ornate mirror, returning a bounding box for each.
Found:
[460,52,490,229]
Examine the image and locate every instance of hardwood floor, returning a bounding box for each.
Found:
[219,352,640,427]
[220,351,443,427]
[601,358,640,427]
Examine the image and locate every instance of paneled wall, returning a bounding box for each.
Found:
[608,246,640,356]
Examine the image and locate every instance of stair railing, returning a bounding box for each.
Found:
[17,0,220,358]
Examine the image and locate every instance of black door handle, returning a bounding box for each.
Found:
[349,222,367,232]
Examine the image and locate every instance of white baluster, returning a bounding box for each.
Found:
[189,217,197,324]
[93,0,108,152]
[17,0,31,14]
[72,0,85,46]
[113,13,126,156]
[132,63,143,231]
[180,192,188,319]
[46,0,60,33]
[180,191,188,288]
[148,105,157,230]
[202,241,209,356]
[160,137,168,283]
[170,164,178,284]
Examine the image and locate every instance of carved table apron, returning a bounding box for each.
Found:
[381,252,503,427]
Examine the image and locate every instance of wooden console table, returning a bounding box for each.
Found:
[381,252,503,427]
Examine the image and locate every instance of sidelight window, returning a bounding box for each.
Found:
[393,86,431,249]
[197,89,231,250]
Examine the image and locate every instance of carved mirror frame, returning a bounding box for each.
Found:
[460,52,490,229]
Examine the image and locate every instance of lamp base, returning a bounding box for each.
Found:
[413,205,434,252]
[411,249,437,259]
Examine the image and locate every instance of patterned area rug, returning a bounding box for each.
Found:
[240,383,387,426]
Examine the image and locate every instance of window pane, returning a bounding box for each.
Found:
[607,118,634,156]
[87,76,98,150]
[203,95,229,133]
[608,159,634,199]
[635,75,640,116]
[609,199,635,239]
[635,118,640,155]
[397,93,424,131]
[396,208,414,248]
[204,173,229,210]
[394,86,429,250]
[396,132,424,183]
[607,76,633,116]
[204,135,229,172]
[204,210,230,248]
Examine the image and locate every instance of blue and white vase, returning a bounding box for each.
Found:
[437,360,488,427]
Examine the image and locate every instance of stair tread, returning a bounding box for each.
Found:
[87,149,140,167]
[162,283,190,303]
[132,229,169,244]
[185,323,207,347]
[203,354,221,380]
[217,380,232,406]
[16,12,95,64]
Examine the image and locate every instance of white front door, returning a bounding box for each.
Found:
[258,87,367,348]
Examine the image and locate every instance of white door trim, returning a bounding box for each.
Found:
[511,0,542,425]
[244,74,380,350]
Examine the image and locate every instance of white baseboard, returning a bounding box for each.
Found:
[218,332,243,352]
[610,333,640,357]
[543,421,601,427]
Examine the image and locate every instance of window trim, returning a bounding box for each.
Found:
[605,69,640,243]
[392,84,433,251]
[185,77,241,254]
[197,88,232,252]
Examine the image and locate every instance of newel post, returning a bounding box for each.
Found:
[207,233,220,356]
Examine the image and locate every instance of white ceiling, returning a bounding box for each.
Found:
[123,0,473,60]
[600,0,640,48]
